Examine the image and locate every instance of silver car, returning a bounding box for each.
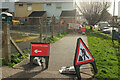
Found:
[102,27,111,34]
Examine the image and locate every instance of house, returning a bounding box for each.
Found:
[15,1,43,17]
[0,0,16,16]
[43,0,75,24]
[15,0,75,24]
[42,0,74,18]
[28,11,47,25]
[15,0,44,23]
[60,10,76,24]
[15,0,74,17]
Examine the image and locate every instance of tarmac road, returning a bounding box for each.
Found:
[2,33,94,80]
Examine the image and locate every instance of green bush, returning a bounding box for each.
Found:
[2,59,7,65]
[7,62,16,67]
[58,34,64,38]
[53,37,60,41]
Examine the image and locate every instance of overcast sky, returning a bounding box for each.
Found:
[76,0,120,16]
[109,0,120,16]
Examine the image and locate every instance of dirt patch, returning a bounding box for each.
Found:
[10,32,39,43]
[15,36,39,42]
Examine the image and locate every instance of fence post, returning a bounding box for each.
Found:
[59,19,61,34]
[52,16,55,38]
[3,23,11,63]
[118,25,120,48]
[39,17,43,42]
[45,17,48,43]
[63,24,65,33]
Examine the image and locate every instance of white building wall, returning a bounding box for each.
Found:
[43,2,74,17]
[1,2,15,12]
[0,0,16,2]
[62,2,74,10]
[43,3,61,17]
[0,0,15,12]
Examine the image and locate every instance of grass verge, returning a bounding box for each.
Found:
[86,30,119,79]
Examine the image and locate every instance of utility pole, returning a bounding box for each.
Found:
[113,0,115,17]
[39,17,43,42]
[112,0,115,42]
[74,0,77,24]
[52,16,55,38]
[3,23,11,63]
[113,0,115,30]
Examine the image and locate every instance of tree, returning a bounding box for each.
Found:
[77,1,111,29]
[101,10,112,21]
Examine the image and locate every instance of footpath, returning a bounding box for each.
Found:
[2,33,94,80]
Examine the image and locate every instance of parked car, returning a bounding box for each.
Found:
[102,27,111,34]
[98,21,109,31]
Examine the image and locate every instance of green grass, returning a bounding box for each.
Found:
[47,32,68,43]
[86,26,98,31]
[86,30,119,79]
[2,49,30,67]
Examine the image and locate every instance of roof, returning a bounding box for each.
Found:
[28,11,46,17]
[60,10,75,17]
[16,0,73,3]
[1,12,13,16]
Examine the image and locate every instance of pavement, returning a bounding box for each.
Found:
[2,33,95,80]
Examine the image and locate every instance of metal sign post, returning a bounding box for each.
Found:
[30,42,50,69]
[74,38,97,80]
[118,24,120,44]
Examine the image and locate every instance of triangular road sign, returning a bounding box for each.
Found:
[74,38,94,66]
[74,38,97,80]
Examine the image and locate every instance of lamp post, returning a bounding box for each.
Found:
[113,0,115,30]
[113,0,115,17]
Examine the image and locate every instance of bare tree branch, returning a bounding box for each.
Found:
[78,1,111,26]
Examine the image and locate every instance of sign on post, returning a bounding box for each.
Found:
[78,28,86,34]
[80,28,86,32]
[74,38,97,80]
[30,42,50,69]
[113,16,118,23]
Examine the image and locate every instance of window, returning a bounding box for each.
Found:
[19,4,23,7]
[56,7,61,9]
[27,3,32,11]
[27,3,32,6]
[56,3,61,10]
[46,3,51,6]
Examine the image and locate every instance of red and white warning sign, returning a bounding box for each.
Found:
[74,38,94,66]
[74,38,97,79]
[80,28,86,32]
[30,43,49,56]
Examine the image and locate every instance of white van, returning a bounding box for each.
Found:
[98,22,109,30]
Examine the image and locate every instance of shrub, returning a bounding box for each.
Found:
[2,50,29,67]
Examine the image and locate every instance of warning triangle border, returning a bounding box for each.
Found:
[74,38,94,66]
